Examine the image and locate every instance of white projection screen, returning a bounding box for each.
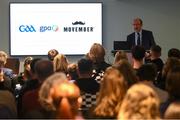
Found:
[9,3,102,56]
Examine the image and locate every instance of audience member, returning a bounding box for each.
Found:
[86,43,111,73]
[67,63,78,81]
[114,50,128,64]
[0,51,14,92]
[22,57,33,80]
[146,45,164,72]
[75,58,100,118]
[53,54,69,74]
[137,63,168,104]
[164,101,180,119]
[0,68,13,93]
[21,59,54,118]
[50,82,82,119]
[118,83,160,119]
[12,57,33,88]
[0,90,17,118]
[160,57,180,90]
[20,58,41,94]
[131,45,146,72]
[168,48,180,59]
[92,67,127,119]
[47,49,59,61]
[0,51,16,79]
[39,73,82,119]
[0,104,16,118]
[160,66,180,117]
[16,58,42,117]
[113,60,137,88]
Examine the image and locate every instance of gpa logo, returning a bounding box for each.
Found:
[40,25,59,32]
[19,25,36,32]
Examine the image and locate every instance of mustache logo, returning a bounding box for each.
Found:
[72,21,85,25]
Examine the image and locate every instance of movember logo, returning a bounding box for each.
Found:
[72,21,85,25]
[64,21,93,32]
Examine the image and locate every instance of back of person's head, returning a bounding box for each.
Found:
[53,54,68,74]
[137,63,157,81]
[52,82,81,119]
[88,43,105,63]
[39,73,68,111]
[164,101,180,119]
[166,66,180,99]
[150,45,162,57]
[30,58,41,74]
[23,56,33,79]
[113,60,137,87]
[114,50,128,64]
[131,45,145,61]
[39,73,81,119]
[94,66,127,118]
[67,63,78,80]
[77,58,93,74]
[162,57,180,77]
[48,49,59,61]
[168,48,180,59]
[24,57,33,67]
[35,59,54,82]
[0,51,8,66]
[118,83,160,119]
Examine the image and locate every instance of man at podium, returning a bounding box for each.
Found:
[126,18,156,50]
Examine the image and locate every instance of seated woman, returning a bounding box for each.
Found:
[53,54,69,74]
[87,43,111,72]
[118,83,160,119]
[47,49,59,61]
[91,66,127,119]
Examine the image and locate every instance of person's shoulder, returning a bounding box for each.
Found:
[2,68,13,73]
[0,90,14,98]
[142,29,153,33]
[127,32,135,37]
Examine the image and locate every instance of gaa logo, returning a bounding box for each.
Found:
[19,25,36,32]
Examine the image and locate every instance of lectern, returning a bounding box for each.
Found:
[112,41,132,64]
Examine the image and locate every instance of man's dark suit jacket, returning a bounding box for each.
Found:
[127,29,156,50]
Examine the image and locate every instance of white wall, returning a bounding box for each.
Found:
[0,0,180,72]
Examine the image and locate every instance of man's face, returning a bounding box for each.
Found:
[133,20,142,32]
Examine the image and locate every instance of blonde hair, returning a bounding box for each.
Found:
[164,102,180,119]
[0,51,8,65]
[39,73,68,111]
[94,67,127,117]
[88,43,105,63]
[23,57,33,80]
[53,54,68,73]
[118,83,160,120]
[114,50,128,64]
